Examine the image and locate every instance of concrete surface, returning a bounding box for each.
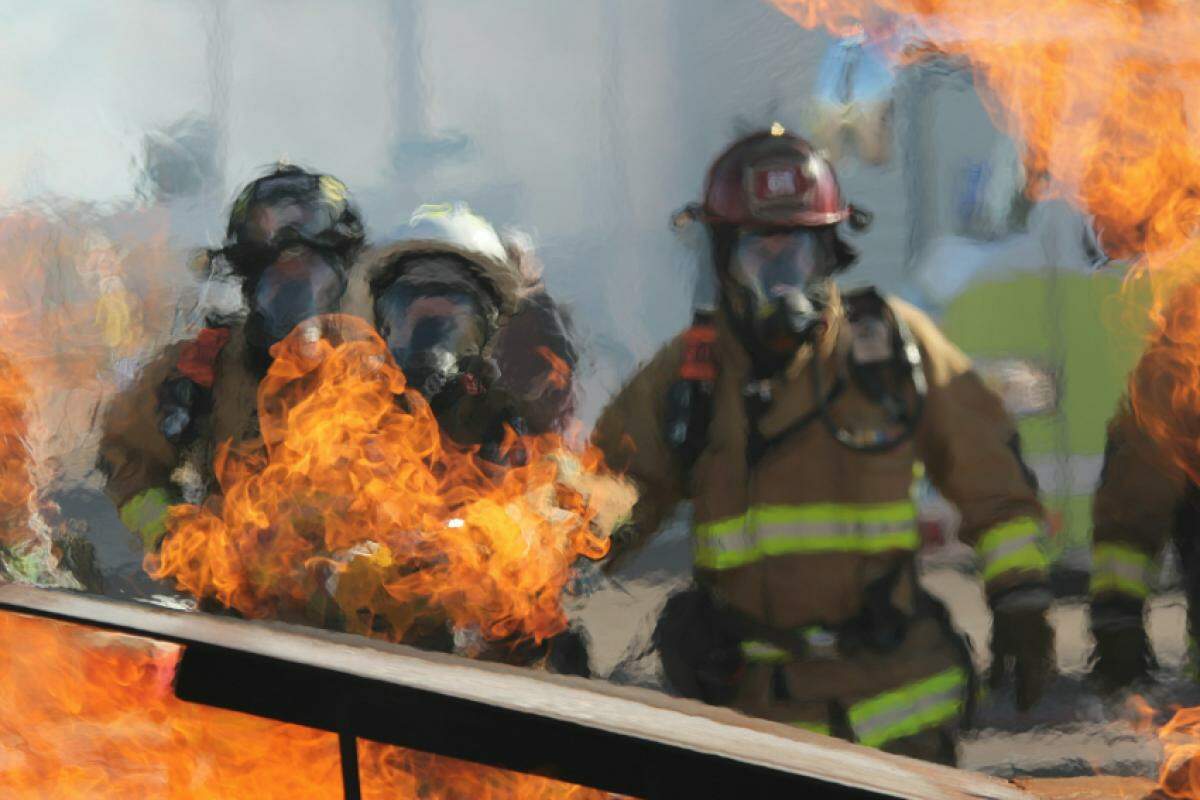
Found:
[575,525,1199,789]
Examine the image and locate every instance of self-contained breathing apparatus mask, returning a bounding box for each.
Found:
[720,226,840,372]
[372,255,499,415]
[242,245,349,359]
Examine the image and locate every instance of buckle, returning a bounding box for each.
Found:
[802,627,840,660]
[742,379,772,403]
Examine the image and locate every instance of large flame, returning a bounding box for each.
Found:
[0,610,618,799]
[1127,695,1200,798]
[0,205,179,492]
[0,351,35,549]
[0,345,87,588]
[770,2,1200,792]
[150,315,633,647]
[1155,707,1200,798]
[0,204,180,586]
[768,0,1200,476]
[771,0,1200,261]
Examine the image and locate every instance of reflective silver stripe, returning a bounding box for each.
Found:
[976,518,1047,583]
[981,531,1039,564]
[849,668,967,748]
[694,502,918,570]
[756,517,915,543]
[852,683,961,744]
[693,529,758,570]
[1090,544,1154,598]
[1094,558,1151,584]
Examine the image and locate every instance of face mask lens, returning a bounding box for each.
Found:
[731,230,822,300]
[374,285,485,373]
[251,250,345,344]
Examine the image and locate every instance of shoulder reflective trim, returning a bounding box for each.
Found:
[694,501,918,570]
[741,640,792,664]
[694,543,760,571]
[754,502,918,526]
[976,517,1048,584]
[119,488,172,552]
[792,720,832,737]
[696,514,748,538]
[1090,543,1154,600]
[848,667,967,749]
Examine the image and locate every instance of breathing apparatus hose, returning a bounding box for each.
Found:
[810,332,926,455]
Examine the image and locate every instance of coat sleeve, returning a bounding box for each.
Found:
[97,344,184,549]
[1090,396,1182,604]
[894,300,1047,597]
[590,337,689,565]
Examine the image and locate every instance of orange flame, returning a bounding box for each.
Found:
[1125,696,1200,798]
[1157,706,1200,798]
[765,6,1200,792]
[536,346,572,392]
[150,316,633,647]
[1126,272,1200,484]
[0,351,35,548]
[0,204,180,585]
[0,610,620,799]
[0,205,179,492]
[771,0,1200,262]
[0,344,88,588]
[767,5,1200,477]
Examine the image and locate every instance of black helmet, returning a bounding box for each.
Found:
[222,164,365,275]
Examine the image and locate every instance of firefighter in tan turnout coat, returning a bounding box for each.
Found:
[100,164,367,551]
[592,128,1054,764]
[1086,398,1179,691]
[1087,336,1200,691]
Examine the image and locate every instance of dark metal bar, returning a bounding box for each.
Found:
[338,726,362,800]
[172,643,865,798]
[0,585,1031,800]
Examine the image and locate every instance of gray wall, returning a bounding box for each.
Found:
[1,0,1065,424]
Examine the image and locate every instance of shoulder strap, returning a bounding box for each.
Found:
[665,311,718,472]
[818,289,927,453]
[174,326,232,389]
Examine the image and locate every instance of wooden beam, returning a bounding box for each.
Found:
[0,584,1030,800]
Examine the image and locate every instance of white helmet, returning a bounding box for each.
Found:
[382,202,522,315]
[396,203,508,266]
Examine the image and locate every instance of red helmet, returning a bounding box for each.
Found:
[701,128,849,228]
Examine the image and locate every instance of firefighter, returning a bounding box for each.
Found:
[340,202,578,454]
[591,127,1054,764]
[1088,380,1196,691]
[98,163,366,551]
[337,201,587,671]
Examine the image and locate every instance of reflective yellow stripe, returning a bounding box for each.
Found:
[694,545,760,571]
[848,667,967,749]
[976,518,1048,584]
[1090,543,1154,600]
[740,640,791,664]
[119,488,171,552]
[694,501,918,570]
[697,514,747,539]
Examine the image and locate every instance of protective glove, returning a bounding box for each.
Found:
[118,487,174,553]
[988,585,1055,711]
[1089,597,1155,693]
[601,522,643,575]
[653,586,744,705]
